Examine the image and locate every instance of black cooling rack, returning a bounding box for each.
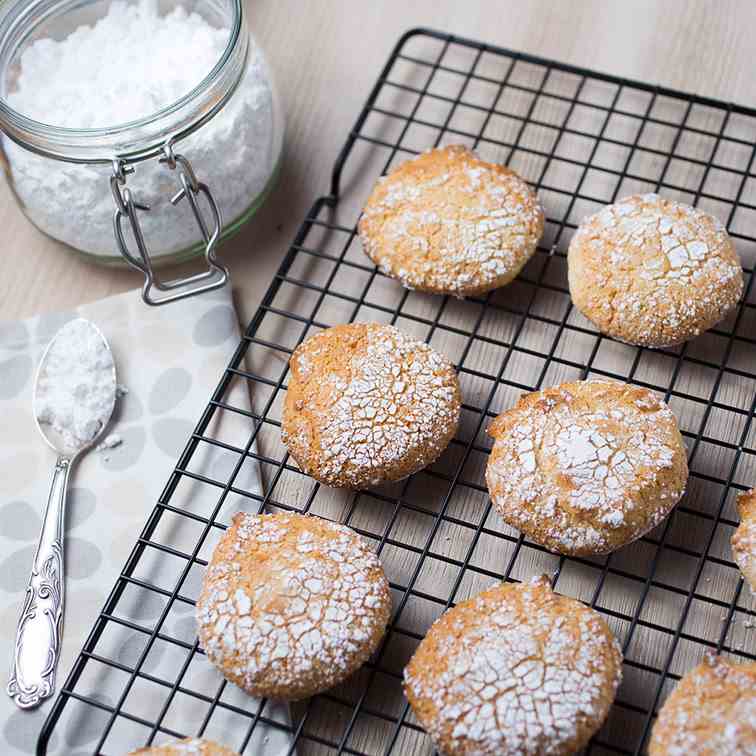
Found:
[38,28,756,756]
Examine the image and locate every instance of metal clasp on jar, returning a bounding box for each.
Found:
[110,140,229,306]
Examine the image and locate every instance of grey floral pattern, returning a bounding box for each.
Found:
[63,694,114,749]
[193,304,236,346]
[65,488,96,531]
[99,425,147,472]
[3,707,59,753]
[152,417,196,457]
[0,354,32,399]
[0,287,285,756]
[0,544,37,593]
[0,320,28,349]
[1,501,41,541]
[149,367,192,414]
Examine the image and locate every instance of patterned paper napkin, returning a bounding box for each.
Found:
[0,287,291,755]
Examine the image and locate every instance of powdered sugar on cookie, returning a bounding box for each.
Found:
[359,145,544,297]
[404,576,622,755]
[196,512,391,700]
[732,488,756,592]
[282,322,460,488]
[568,193,743,347]
[486,380,688,556]
[649,653,756,755]
[129,736,236,755]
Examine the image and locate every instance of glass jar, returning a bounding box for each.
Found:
[0,0,283,304]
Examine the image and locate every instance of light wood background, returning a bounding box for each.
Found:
[4,2,756,753]
[3,0,756,323]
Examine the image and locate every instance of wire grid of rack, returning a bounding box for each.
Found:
[39,27,756,756]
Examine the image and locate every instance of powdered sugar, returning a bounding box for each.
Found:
[4,0,278,259]
[96,433,122,452]
[569,193,743,347]
[595,194,725,288]
[169,741,205,755]
[196,512,390,699]
[134,737,235,755]
[282,323,460,488]
[34,318,116,455]
[486,380,687,555]
[359,145,543,296]
[732,489,756,591]
[405,576,622,754]
[650,653,756,754]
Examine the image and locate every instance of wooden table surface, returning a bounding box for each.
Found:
[3,4,755,753]
[2,0,756,324]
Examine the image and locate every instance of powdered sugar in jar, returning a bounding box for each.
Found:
[0,0,283,304]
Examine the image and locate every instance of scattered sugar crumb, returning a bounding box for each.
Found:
[97,433,122,452]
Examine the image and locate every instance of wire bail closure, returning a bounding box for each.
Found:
[110,141,229,306]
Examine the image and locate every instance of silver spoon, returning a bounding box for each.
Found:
[7,318,116,709]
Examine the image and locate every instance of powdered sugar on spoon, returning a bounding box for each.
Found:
[7,318,116,709]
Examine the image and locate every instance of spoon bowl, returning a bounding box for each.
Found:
[33,318,117,458]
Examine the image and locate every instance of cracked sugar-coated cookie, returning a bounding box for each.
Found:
[404,575,622,755]
[196,512,391,701]
[129,738,236,755]
[358,144,544,297]
[649,653,756,755]
[568,193,743,348]
[486,379,688,556]
[732,488,756,591]
[281,322,461,488]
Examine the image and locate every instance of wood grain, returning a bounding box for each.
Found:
[2,0,756,324]
[3,3,755,753]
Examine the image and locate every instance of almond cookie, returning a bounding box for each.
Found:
[196,512,391,701]
[358,144,544,297]
[486,379,688,556]
[404,575,622,755]
[732,488,756,591]
[649,653,756,755]
[281,322,461,488]
[568,193,743,347]
[129,738,236,755]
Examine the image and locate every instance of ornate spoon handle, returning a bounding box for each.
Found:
[7,456,69,709]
